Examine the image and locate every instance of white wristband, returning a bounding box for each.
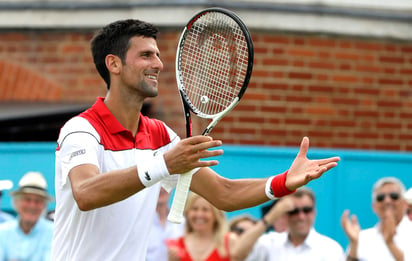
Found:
[137,153,170,187]
[265,176,277,200]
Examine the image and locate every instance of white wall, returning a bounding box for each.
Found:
[0,1,410,39]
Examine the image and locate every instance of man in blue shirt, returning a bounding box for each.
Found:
[0,172,53,261]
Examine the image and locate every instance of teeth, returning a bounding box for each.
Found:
[193,219,206,225]
[146,75,157,80]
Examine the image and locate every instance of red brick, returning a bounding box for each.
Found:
[288,48,316,57]
[288,72,313,80]
[379,56,405,63]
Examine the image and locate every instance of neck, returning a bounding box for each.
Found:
[288,233,307,247]
[191,229,215,240]
[104,92,143,136]
[20,219,37,234]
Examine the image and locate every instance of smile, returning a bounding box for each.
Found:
[145,74,158,80]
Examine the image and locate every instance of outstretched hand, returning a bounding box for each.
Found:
[285,137,340,191]
[164,135,223,175]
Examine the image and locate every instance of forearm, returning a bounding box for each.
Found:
[231,220,269,261]
[346,241,358,261]
[70,164,145,211]
[191,168,269,211]
[387,241,404,261]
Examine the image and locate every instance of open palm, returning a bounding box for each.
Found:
[285,137,340,191]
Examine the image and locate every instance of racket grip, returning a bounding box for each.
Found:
[167,168,198,223]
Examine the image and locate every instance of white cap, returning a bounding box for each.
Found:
[405,188,412,205]
[10,171,52,201]
[0,180,13,191]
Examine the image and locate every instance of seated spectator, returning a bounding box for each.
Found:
[166,192,237,261]
[0,171,54,261]
[341,176,412,261]
[229,215,257,236]
[233,187,344,261]
[146,187,184,261]
[260,199,289,233]
[230,197,294,261]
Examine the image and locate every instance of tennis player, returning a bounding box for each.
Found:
[50,19,340,260]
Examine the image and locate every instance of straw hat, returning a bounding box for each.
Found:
[10,171,53,201]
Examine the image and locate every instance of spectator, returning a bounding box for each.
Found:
[260,199,290,233]
[341,177,412,261]
[405,187,412,222]
[229,215,257,236]
[234,188,344,261]
[166,192,235,261]
[0,171,54,261]
[146,187,185,261]
[0,179,14,223]
[230,197,294,261]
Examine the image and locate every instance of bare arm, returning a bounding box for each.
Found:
[230,197,294,261]
[381,209,404,261]
[191,136,340,211]
[191,168,268,211]
[69,135,223,211]
[69,164,143,211]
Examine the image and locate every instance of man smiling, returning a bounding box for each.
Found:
[50,19,340,261]
[258,188,343,260]
[235,187,344,261]
[0,171,54,261]
[341,177,412,261]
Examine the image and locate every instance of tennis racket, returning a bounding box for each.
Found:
[167,7,254,223]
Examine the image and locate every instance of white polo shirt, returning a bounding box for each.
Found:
[252,229,344,261]
[51,97,179,261]
[352,216,412,261]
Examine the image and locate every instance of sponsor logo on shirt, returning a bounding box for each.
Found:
[70,149,86,160]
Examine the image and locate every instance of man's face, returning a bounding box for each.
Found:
[372,183,407,223]
[287,194,315,240]
[119,36,164,98]
[15,193,46,225]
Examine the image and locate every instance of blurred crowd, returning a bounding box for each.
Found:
[0,173,411,261]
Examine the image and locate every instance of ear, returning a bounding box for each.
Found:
[105,54,122,75]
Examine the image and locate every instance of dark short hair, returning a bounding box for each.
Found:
[291,187,316,206]
[90,19,159,89]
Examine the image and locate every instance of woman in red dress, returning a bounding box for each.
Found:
[167,192,236,261]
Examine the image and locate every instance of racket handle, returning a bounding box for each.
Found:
[167,168,197,223]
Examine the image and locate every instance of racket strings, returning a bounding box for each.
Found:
[179,12,249,117]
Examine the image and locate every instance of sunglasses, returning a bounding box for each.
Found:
[287,206,314,216]
[375,192,400,202]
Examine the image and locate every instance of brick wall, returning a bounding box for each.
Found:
[0,28,411,151]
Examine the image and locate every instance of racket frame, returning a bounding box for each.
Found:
[167,7,254,224]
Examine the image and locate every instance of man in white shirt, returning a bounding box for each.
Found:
[232,187,344,261]
[341,177,412,261]
[50,19,341,260]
